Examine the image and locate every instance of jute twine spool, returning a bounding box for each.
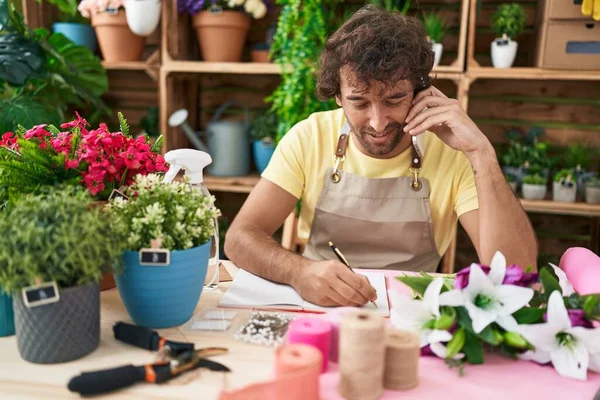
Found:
[384,328,420,390]
[338,309,385,400]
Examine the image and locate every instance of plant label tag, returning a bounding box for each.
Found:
[496,38,510,46]
[139,248,170,266]
[22,281,60,308]
[108,188,129,201]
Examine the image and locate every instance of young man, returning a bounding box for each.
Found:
[224,6,537,307]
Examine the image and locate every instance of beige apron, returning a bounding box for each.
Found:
[302,122,441,272]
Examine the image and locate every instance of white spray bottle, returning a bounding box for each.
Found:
[163,149,220,290]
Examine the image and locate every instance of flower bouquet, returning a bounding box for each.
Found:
[178,0,269,19]
[391,251,600,380]
[0,112,167,205]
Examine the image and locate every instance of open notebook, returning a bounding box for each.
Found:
[218,269,389,316]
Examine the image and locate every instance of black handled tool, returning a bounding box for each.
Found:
[113,321,194,357]
[68,347,230,396]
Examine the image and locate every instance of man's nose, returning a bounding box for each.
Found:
[368,107,390,133]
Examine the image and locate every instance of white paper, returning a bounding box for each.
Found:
[218,269,389,316]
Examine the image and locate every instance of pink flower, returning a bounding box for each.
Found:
[60,112,88,129]
[0,132,19,150]
[24,124,51,141]
[119,145,143,169]
[66,159,80,169]
[83,169,107,195]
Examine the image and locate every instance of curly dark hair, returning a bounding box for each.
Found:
[316,5,434,100]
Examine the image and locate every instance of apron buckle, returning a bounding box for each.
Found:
[409,167,422,191]
[331,155,345,183]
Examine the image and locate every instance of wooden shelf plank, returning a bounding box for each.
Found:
[203,174,260,193]
[468,67,600,81]
[521,199,600,217]
[163,61,463,78]
[203,175,600,217]
[101,61,150,70]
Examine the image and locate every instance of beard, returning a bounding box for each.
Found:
[348,120,406,157]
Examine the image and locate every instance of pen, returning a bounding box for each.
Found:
[328,241,378,308]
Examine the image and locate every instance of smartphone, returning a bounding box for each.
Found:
[411,133,426,158]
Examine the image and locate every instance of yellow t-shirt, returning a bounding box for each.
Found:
[261,108,479,256]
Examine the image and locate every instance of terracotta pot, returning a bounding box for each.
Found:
[92,10,145,62]
[193,10,251,62]
[251,49,270,63]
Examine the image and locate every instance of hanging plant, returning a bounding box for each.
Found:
[267,0,343,142]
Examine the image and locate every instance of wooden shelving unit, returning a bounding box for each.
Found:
[203,175,260,194]
[467,67,600,81]
[522,199,600,218]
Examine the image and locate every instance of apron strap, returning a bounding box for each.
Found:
[331,122,350,183]
[410,143,423,191]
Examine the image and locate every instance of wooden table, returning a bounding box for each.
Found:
[0,262,280,399]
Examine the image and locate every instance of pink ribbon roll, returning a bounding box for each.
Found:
[286,317,332,373]
[560,247,600,295]
[218,344,321,400]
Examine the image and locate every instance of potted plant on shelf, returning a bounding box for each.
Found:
[108,174,221,328]
[34,0,97,52]
[78,0,145,62]
[422,10,448,67]
[178,0,270,62]
[491,3,526,68]
[562,142,598,198]
[521,173,547,200]
[584,177,600,204]
[250,108,277,173]
[0,186,124,364]
[552,169,577,202]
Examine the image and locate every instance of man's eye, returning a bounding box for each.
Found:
[353,103,369,109]
[386,102,403,107]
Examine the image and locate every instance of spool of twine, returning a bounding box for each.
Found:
[338,309,385,400]
[286,317,332,372]
[384,328,420,390]
[321,306,356,363]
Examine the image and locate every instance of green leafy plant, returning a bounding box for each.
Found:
[250,108,277,143]
[0,2,109,132]
[584,176,600,188]
[422,11,448,44]
[34,0,88,24]
[267,0,342,141]
[0,185,124,293]
[108,174,221,251]
[554,168,575,188]
[505,173,516,182]
[492,3,526,40]
[523,174,546,185]
[368,0,411,14]
[562,142,598,171]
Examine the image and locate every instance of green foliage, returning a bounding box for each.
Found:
[421,11,448,44]
[523,173,546,185]
[0,4,109,132]
[492,3,526,40]
[553,168,573,183]
[368,0,411,14]
[267,0,342,142]
[34,0,87,24]
[585,176,600,188]
[505,173,516,182]
[108,174,221,251]
[501,141,551,170]
[0,134,82,206]
[0,186,124,293]
[118,111,130,137]
[562,142,598,171]
[250,108,277,142]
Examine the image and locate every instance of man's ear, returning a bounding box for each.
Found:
[335,96,342,107]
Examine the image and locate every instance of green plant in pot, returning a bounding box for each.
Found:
[584,177,600,204]
[522,173,547,200]
[35,0,97,52]
[422,10,447,67]
[251,108,277,174]
[562,142,598,198]
[108,173,221,328]
[491,3,526,68]
[553,168,577,203]
[0,186,124,364]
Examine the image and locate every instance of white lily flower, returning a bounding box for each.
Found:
[549,263,575,296]
[439,252,534,334]
[390,277,462,359]
[518,290,600,380]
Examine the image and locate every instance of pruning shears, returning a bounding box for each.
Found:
[67,322,230,396]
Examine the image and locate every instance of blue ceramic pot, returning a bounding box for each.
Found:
[253,139,275,174]
[0,288,15,337]
[116,242,211,329]
[53,22,97,53]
